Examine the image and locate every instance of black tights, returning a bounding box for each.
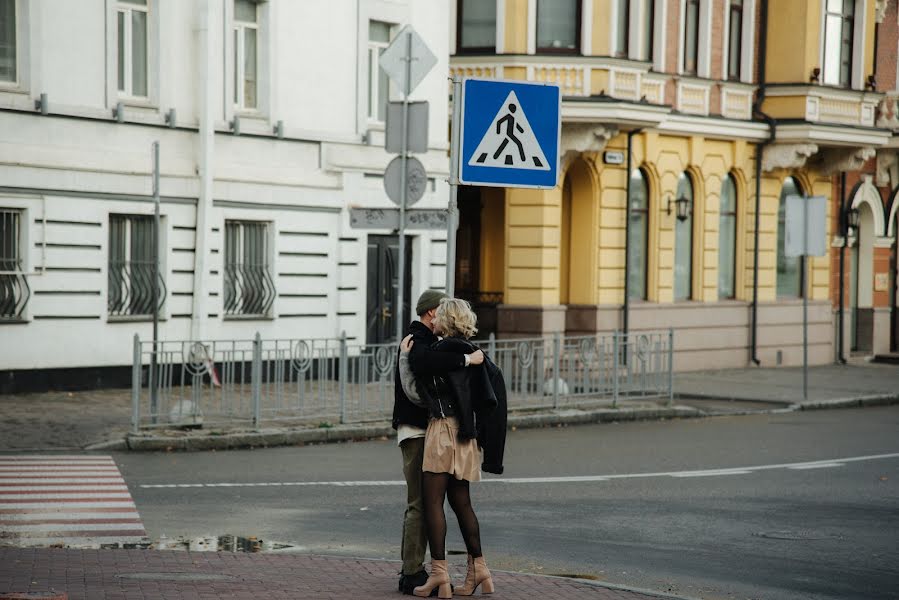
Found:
[421,471,482,561]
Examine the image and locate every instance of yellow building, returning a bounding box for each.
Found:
[450,0,889,369]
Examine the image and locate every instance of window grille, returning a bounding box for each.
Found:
[0,209,29,320]
[108,214,165,317]
[224,220,275,317]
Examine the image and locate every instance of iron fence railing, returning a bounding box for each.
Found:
[131,329,674,432]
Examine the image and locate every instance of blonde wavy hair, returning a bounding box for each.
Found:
[433,298,478,339]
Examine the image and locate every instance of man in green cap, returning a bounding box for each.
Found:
[392,290,483,594]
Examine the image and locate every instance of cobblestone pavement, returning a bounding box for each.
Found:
[0,548,683,600]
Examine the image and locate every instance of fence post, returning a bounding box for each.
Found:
[612,332,620,408]
[488,332,496,359]
[252,332,262,427]
[338,331,348,424]
[667,328,674,406]
[552,331,561,409]
[131,334,141,433]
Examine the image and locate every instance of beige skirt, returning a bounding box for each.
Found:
[422,416,481,482]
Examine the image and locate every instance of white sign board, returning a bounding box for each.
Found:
[386,101,429,154]
[378,26,437,96]
[785,195,827,257]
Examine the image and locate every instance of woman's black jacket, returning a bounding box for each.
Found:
[432,337,508,475]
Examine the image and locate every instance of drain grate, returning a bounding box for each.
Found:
[754,530,841,541]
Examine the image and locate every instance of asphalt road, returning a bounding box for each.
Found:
[116,406,899,600]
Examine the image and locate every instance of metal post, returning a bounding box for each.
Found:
[802,198,809,402]
[131,334,141,433]
[338,331,348,424]
[552,331,561,409]
[488,331,496,361]
[612,332,620,408]
[446,76,463,296]
[667,328,674,406]
[396,32,412,344]
[252,332,262,427]
[151,141,160,420]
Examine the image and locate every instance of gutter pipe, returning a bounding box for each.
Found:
[750,0,775,366]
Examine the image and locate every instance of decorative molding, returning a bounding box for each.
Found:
[813,146,877,175]
[875,150,898,188]
[560,123,618,157]
[761,143,819,172]
[875,0,888,23]
[849,175,886,237]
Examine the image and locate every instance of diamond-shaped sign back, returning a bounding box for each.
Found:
[378,25,437,97]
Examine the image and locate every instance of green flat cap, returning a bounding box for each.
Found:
[416,289,447,316]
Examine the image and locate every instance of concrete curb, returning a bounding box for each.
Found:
[795,393,899,411]
[123,405,702,452]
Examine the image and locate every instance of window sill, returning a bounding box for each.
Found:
[0,318,29,324]
[223,314,275,321]
[0,84,28,95]
[108,315,169,323]
[117,96,158,110]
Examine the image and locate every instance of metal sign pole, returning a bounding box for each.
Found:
[151,141,160,419]
[446,76,462,297]
[395,32,412,344]
[802,197,808,401]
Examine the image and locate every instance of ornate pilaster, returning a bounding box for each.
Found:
[876,150,898,188]
[761,143,818,172]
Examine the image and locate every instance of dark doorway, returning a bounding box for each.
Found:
[456,186,503,338]
[366,234,412,345]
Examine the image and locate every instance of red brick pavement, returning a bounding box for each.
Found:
[0,548,680,600]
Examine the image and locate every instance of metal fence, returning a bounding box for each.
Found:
[131,329,674,432]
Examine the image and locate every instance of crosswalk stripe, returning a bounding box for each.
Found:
[0,455,147,548]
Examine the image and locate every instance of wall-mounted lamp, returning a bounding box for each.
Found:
[112,101,125,123]
[866,74,877,91]
[667,194,691,221]
[273,120,284,139]
[34,93,48,115]
[809,67,821,84]
[230,115,241,136]
[165,109,177,128]
[845,207,860,231]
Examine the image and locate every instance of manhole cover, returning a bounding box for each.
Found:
[754,530,837,541]
[116,572,234,582]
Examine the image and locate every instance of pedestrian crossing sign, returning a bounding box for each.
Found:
[459,78,561,189]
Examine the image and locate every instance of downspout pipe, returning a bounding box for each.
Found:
[623,129,642,338]
[838,172,847,363]
[750,0,774,366]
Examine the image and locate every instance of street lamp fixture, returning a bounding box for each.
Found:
[846,207,860,232]
[667,194,691,221]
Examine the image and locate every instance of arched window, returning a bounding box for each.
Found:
[674,172,694,301]
[628,169,650,300]
[776,177,803,298]
[718,174,738,299]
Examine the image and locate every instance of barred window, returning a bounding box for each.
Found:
[108,214,165,317]
[224,220,275,317]
[0,209,29,320]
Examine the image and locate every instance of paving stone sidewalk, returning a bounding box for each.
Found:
[0,548,687,600]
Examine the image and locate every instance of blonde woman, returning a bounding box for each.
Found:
[403,298,498,598]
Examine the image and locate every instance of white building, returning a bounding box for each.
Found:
[0,0,451,390]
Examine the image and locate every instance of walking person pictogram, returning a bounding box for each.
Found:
[469,91,550,171]
[491,104,526,164]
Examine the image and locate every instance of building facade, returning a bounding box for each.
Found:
[0,0,451,390]
[832,0,899,359]
[450,0,892,369]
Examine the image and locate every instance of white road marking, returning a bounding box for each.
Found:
[0,455,147,548]
[138,452,899,489]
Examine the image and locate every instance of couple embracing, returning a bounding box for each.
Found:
[392,290,507,598]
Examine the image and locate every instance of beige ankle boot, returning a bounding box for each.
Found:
[455,555,493,596]
[413,559,452,599]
